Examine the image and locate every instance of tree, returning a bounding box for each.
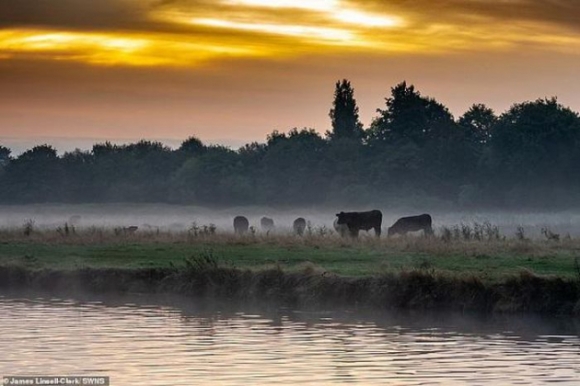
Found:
[0,145,10,167]
[487,98,580,204]
[179,136,206,157]
[458,104,496,147]
[89,141,176,202]
[60,149,95,202]
[2,145,62,202]
[18,144,58,161]
[171,145,252,204]
[260,128,329,203]
[369,81,454,146]
[367,82,463,197]
[0,145,11,190]
[456,104,498,196]
[328,79,364,141]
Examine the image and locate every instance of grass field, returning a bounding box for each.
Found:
[1,225,580,281]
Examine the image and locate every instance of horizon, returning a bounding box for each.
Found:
[2,88,579,156]
[0,135,248,155]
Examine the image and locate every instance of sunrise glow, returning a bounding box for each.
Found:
[0,29,266,67]
[2,1,579,70]
[224,0,337,11]
[1,0,579,147]
[192,18,354,43]
[333,10,403,28]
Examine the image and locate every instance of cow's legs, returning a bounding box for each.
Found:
[374,226,381,237]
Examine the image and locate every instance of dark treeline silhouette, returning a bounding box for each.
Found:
[1,80,580,209]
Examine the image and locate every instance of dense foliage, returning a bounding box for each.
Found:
[1,81,580,208]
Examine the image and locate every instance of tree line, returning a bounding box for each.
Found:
[1,80,580,209]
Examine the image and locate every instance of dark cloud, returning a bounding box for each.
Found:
[360,0,580,32]
[460,0,580,31]
[0,0,152,30]
[0,0,331,42]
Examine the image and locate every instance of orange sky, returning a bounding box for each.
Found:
[1,0,579,152]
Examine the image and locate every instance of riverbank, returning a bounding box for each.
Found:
[2,229,580,314]
[1,228,580,279]
[1,260,579,315]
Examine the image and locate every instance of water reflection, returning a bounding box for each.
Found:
[1,292,579,385]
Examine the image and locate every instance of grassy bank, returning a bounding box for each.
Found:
[1,227,580,280]
[2,226,580,314]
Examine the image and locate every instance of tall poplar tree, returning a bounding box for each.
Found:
[328,79,364,141]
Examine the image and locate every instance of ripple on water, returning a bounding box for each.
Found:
[0,296,579,385]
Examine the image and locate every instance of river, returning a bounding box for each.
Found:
[1,293,579,385]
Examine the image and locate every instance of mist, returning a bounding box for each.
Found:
[2,203,580,239]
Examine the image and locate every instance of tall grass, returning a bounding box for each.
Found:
[440,222,502,242]
[22,219,35,237]
[0,222,578,258]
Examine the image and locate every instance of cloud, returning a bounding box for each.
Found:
[1,0,579,70]
[362,0,580,32]
[3,0,580,34]
[0,0,155,31]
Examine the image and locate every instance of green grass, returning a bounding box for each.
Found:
[1,232,579,280]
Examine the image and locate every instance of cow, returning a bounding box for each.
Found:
[335,210,382,237]
[333,218,349,238]
[293,217,306,236]
[387,214,433,237]
[114,226,138,236]
[233,216,249,235]
[260,217,275,233]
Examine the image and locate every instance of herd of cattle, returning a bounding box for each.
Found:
[233,210,434,238]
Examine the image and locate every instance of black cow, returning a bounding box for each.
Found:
[387,214,433,236]
[260,217,275,233]
[233,216,249,235]
[293,217,306,236]
[335,210,382,237]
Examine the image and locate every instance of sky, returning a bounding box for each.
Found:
[1,0,580,153]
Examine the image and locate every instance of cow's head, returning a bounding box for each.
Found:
[336,212,347,224]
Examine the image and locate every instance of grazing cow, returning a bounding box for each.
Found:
[114,226,138,236]
[233,216,249,235]
[260,217,275,233]
[387,214,433,236]
[335,210,382,237]
[333,218,349,238]
[293,217,307,236]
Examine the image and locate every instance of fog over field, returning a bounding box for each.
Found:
[1,204,579,239]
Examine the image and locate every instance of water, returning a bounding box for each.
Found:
[1,293,579,385]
